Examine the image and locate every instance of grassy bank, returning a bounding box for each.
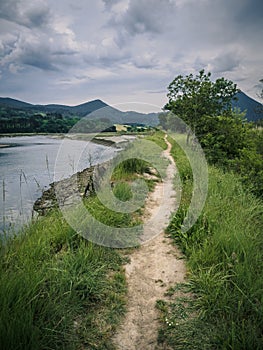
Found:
[157,135,263,349]
[0,211,127,350]
[0,167,145,349]
[0,132,166,349]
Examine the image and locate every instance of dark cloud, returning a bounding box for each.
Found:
[212,52,241,74]
[234,0,263,24]
[102,0,121,10]
[0,0,81,73]
[0,0,51,28]
[110,0,176,37]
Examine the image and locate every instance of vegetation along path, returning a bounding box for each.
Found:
[113,136,186,349]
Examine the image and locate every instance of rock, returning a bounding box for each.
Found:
[33,161,110,215]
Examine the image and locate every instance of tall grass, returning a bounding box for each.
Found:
[112,158,152,181]
[113,182,133,202]
[157,136,263,349]
[0,211,126,350]
[0,131,170,349]
[145,130,168,150]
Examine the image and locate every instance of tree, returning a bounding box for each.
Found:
[164,70,239,131]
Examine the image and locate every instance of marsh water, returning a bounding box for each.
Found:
[0,135,118,233]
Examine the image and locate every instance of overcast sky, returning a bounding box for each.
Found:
[0,0,262,112]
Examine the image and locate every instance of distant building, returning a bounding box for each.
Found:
[102,123,152,133]
[115,124,132,132]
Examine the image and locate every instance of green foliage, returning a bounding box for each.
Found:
[0,111,80,134]
[164,69,239,129]
[196,113,249,164]
[230,129,263,196]
[163,71,263,197]
[71,117,113,133]
[0,212,126,350]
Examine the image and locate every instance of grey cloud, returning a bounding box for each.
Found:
[194,57,207,72]
[0,1,81,73]
[21,52,58,71]
[53,50,78,56]
[9,38,58,71]
[0,32,78,72]
[133,53,159,69]
[0,34,18,57]
[112,0,176,36]
[0,0,51,28]
[102,0,121,10]
[147,89,167,94]
[0,0,262,110]
[24,5,50,28]
[234,0,263,24]
[212,52,241,74]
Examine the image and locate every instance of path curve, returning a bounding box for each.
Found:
[113,136,186,349]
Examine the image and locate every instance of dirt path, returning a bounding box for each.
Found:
[113,137,187,350]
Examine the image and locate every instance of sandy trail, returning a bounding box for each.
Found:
[113,137,186,350]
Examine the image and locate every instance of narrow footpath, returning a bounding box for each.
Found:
[113,137,187,350]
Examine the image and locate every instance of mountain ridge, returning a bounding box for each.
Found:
[0,97,159,126]
[232,91,263,121]
[0,91,262,123]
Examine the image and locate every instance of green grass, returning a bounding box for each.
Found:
[0,211,127,350]
[0,131,168,349]
[112,158,151,180]
[145,130,168,150]
[113,182,133,202]
[157,135,263,350]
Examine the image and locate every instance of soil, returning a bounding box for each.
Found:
[113,137,187,349]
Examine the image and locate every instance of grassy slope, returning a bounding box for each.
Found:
[0,131,165,350]
[0,210,128,350]
[157,135,263,349]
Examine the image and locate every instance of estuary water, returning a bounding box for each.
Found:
[0,135,118,233]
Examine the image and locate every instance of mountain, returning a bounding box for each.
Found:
[0,97,33,109]
[84,105,159,125]
[0,97,159,126]
[0,97,109,117]
[1,92,262,126]
[32,99,109,116]
[232,91,263,121]
[71,100,108,116]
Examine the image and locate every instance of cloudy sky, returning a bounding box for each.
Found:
[0,0,262,112]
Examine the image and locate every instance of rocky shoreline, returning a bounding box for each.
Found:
[33,135,138,215]
[33,160,110,215]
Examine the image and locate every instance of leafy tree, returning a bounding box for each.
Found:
[164,70,239,131]
[162,70,263,197]
[196,113,250,165]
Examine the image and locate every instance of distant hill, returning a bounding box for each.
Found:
[1,92,262,126]
[0,97,33,109]
[0,97,159,126]
[232,91,263,122]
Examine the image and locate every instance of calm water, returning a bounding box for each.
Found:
[0,135,118,233]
